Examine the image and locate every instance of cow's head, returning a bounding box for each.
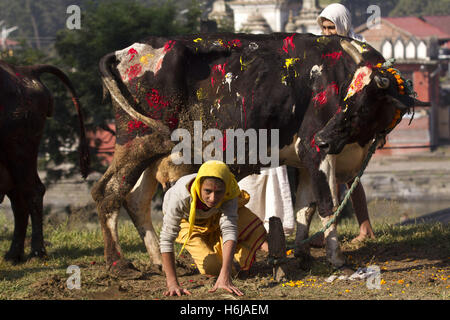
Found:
[315,39,429,154]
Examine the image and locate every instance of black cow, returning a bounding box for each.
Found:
[0,61,90,263]
[92,33,426,273]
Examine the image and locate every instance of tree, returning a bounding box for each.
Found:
[40,0,201,181]
[1,0,202,184]
[340,0,399,28]
[389,0,450,17]
[0,0,84,51]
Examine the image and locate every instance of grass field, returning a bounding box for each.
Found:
[0,207,449,300]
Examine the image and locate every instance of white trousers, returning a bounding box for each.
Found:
[238,165,294,234]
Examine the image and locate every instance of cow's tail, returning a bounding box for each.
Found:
[98,52,171,137]
[31,65,90,179]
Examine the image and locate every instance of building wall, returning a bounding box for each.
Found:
[358,22,408,51]
[228,1,301,32]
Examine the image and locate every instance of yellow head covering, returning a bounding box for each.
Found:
[178,160,241,257]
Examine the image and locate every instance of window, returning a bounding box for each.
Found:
[381,40,392,59]
[405,40,416,59]
[394,39,405,59]
[417,41,427,59]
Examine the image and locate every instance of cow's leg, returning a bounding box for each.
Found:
[318,155,345,267]
[92,160,135,269]
[91,131,173,274]
[123,164,162,267]
[4,191,29,263]
[318,213,345,268]
[294,167,316,261]
[29,174,47,258]
[6,189,46,262]
[0,162,13,203]
[297,147,344,268]
[320,155,339,208]
[91,160,123,267]
[5,162,46,262]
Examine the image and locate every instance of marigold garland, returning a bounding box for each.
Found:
[376,63,406,95]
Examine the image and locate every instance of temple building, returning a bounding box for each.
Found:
[208,0,322,34]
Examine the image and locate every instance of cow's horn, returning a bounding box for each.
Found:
[99,53,171,136]
[341,39,363,65]
[374,75,390,89]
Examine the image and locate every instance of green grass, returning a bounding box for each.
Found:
[0,209,449,300]
[0,213,147,299]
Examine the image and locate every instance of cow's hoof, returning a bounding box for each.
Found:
[294,250,313,270]
[335,264,355,275]
[29,247,48,260]
[108,259,142,280]
[293,243,311,258]
[327,252,346,269]
[4,250,25,264]
[309,233,326,248]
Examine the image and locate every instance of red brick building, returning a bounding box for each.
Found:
[355,16,450,156]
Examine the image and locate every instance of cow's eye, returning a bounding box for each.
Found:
[374,75,390,89]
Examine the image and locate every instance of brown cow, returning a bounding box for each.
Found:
[0,61,90,263]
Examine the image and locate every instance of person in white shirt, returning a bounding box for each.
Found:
[317,3,365,41]
[313,3,375,245]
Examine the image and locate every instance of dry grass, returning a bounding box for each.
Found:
[0,207,449,301]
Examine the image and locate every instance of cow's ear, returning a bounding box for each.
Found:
[402,96,431,108]
[389,95,430,110]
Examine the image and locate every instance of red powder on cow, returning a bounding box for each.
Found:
[127,119,149,133]
[310,137,320,153]
[230,39,242,48]
[219,39,242,49]
[167,114,179,130]
[125,63,142,82]
[312,90,328,106]
[226,39,242,48]
[321,51,343,66]
[164,40,176,53]
[312,82,339,108]
[211,63,227,87]
[242,96,247,129]
[282,35,295,54]
[128,48,138,62]
[145,89,170,118]
[220,131,228,152]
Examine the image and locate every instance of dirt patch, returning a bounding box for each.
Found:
[22,237,449,300]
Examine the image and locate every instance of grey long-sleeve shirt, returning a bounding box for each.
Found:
[160,173,238,253]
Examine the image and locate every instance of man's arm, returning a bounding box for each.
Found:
[162,251,191,296]
[208,240,244,296]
